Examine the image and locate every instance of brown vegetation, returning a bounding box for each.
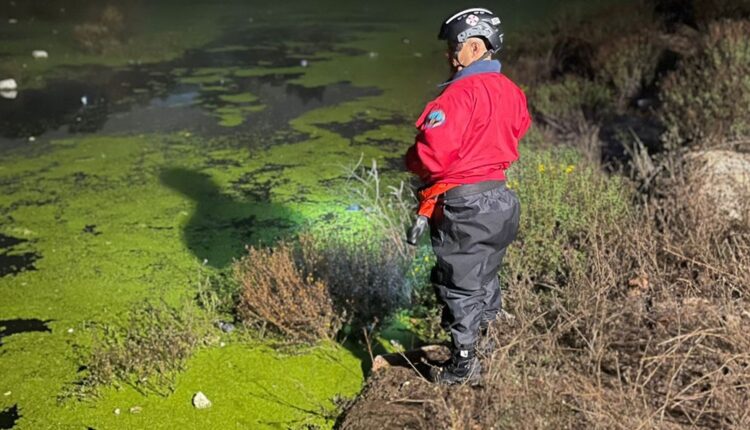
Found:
[73,5,127,54]
[340,170,750,429]
[235,242,341,343]
[339,1,750,428]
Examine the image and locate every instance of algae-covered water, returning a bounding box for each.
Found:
[0,1,612,428]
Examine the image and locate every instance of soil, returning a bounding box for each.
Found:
[337,345,481,430]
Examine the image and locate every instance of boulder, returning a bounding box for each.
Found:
[686,149,750,224]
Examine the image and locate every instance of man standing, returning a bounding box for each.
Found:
[405,7,531,384]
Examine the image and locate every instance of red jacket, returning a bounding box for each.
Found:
[405,60,531,184]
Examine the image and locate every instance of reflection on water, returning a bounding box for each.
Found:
[0,22,376,149]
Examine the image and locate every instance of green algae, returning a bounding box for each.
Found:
[218,92,259,104]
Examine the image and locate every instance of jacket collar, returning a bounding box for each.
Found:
[438,59,502,88]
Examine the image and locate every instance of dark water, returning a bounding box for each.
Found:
[0,22,378,149]
[0,233,40,278]
[0,405,20,430]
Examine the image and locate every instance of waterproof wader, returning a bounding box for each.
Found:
[429,180,520,351]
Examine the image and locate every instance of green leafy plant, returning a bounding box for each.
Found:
[659,19,750,149]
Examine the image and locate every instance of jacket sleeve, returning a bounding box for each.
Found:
[513,85,531,140]
[405,92,472,182]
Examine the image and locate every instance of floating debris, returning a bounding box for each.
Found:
[218,322,235,333]
[0,79,17,91]
[192,392,211,409]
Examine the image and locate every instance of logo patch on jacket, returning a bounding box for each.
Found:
[425,109,446,128]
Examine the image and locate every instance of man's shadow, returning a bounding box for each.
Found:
[159,167,296,268]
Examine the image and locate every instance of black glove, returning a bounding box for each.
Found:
[407,215,429,246]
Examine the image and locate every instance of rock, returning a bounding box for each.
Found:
[0,79,18,91]
[300,59,309,67]
[368,51,378,58]
[81,96,88,106]
[401,37,411,44]
[114,408,121,415]
[192,391,212,409]
[31,50,48,59]
[686,149,750,224]
[129,406,142,414]
[28,136,36,142]
[3,391,10,396]
[8,18,18,24]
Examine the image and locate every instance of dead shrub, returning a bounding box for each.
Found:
[235,242,340,343]
[298,234,409,329]
[73,5,127,54]
[659,19,750,149]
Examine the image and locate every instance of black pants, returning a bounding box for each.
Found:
[429,181,520,350]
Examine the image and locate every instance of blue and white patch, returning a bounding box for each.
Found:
[425,109,446,128]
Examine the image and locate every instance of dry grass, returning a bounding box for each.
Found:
[339,156,750,429]
[235,242,341,343]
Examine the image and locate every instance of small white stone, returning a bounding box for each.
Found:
[114,408,121,415]
[32,50,48,59]
[8,18,18,24]
[28,136,36,142]
[192,391,212,409]
[368,51,378,58]
[3,391,10,396]
[220,342,226,347]
[129,406,142,414]
[67,328,74,333]
[300,59,309,67]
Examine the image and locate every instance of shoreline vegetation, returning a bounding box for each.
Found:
[339,1,750,428]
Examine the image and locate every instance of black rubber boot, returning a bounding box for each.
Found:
[431,348,482,385]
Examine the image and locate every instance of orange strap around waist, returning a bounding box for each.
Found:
[417,183,460,218]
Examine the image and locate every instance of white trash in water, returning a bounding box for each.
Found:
[192,391,212,409]
[0,90,17,100]
[0,79,17,91]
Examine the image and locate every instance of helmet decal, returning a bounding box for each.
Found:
[444,7,493,24]
[466,14,480,26]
